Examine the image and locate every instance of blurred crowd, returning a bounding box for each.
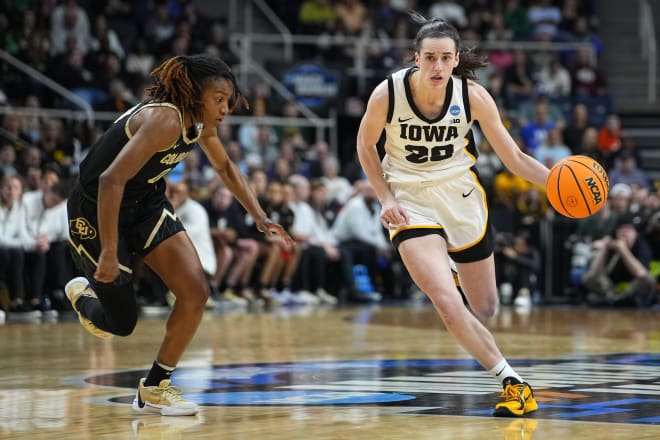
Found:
[0,0,658,322]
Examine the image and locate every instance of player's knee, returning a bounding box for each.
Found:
[175,281,210,309]
[473,300,497,319]
[109,310,138,336]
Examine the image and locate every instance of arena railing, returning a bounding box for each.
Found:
[230,33,595,94]
[0,49,94,128]
[639,0,657,103]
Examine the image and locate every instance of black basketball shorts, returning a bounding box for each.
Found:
[67,185,185,286]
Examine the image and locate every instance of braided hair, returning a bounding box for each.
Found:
[409,11,488,80]
[147,54,248,122]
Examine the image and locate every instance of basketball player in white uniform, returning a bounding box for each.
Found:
[357,13,550,417]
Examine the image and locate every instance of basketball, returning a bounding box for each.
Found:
[546,155,610,218]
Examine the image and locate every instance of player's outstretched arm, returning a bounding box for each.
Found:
[469,81,549,188]
[199,131,295,248]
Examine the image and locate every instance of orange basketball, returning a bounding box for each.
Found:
[546,155,610,218]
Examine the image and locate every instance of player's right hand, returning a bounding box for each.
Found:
[95,250,120,283]
[380,199,410,230]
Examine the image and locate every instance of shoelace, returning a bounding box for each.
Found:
[150,384,185,402]
[499,384,523,401]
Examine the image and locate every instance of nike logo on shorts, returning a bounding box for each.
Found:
[462,188,475,198]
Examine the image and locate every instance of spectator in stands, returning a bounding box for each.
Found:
[276,101,310,155]
[0,175,29,313]
[124,37,156,82]
[495,230,541,307]
[23,95,48,144]
[203,21,238,67]
[558,0,580,39]
[536,57,571,98]
[575,198,617,242]
[502,0,531,39]
[485,13,514,72]
[167,180,217,309]
[646,208,660,261]
[144,3,175,51]
[321,156,354,205]
[225,140,249,176]
[0,145,19,179]
[597,114,622,167]
[17,31,51,78]
[527,0,561,41]
[98,79,137,114]
[576,126,603,162]
[562,103,590,153]
[570,47,608,97]
[475,138,504,203]
[534,127,571,168]
[582,214,656,307]
[610,183,633,218]
[46,49,95,106]
[17,147,44,178]
[503,50,535,107]
[303,140,331,179]
[0,111,32,153]
[49,0,91,56]
[608,150,651,190]
[283,175,325,305]
[22,179,71,313]
[334,0,368,36]
[297,178,341,304]
[571,16,602,58]
[37,119,73,173]
[332,181,388,302]
[297,0,336,34]
[519,99,556,155]
[88,14,125,60]
[493,167,530,208]
[202,185,258,307]
[428,0,468,30]
[259,180,301,305]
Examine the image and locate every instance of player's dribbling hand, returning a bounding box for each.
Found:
[95,251,120,283]
[257,218,296,249]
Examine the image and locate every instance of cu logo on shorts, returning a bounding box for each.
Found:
[70,217,97,240]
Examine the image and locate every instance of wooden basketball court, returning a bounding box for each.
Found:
[3,302,660,439]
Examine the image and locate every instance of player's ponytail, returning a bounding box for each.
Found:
[409,10,488,80]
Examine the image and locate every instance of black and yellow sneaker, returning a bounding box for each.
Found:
[494,378,538,417]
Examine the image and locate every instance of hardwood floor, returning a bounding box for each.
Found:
[2,302,660,439]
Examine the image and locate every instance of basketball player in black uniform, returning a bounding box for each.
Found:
[65,54,294,416]
[357,13,549,417]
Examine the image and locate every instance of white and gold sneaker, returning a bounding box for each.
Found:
[64,277,113,339]
[132,378,199,416]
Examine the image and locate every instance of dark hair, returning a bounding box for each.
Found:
[147,54,248,122]
[409,11,488,80]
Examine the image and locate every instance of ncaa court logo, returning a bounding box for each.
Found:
[69,353,660,424]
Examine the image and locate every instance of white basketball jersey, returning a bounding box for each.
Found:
[382,67,478,183]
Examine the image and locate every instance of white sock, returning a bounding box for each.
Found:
[156,360,175,372]
[488,359,523,387]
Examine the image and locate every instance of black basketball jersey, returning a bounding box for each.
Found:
[78,101,202,203]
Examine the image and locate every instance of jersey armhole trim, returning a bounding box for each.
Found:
[386,74,394,124]
[462,77,471,123]
[125,102,188,151]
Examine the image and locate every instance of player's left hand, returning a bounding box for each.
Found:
[257,218,296,249]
